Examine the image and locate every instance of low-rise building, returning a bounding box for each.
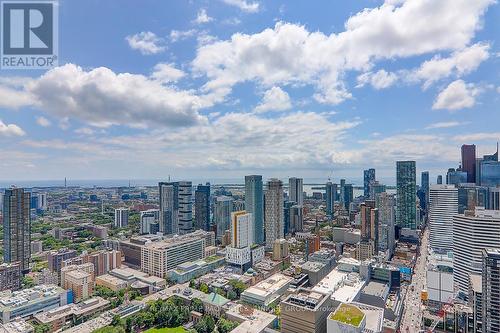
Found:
[167,256,225,284]
[226,303,277,333]
[241,273,292,307]
[0,285,69,323]
[281,289,333,333]
[33,297,109,332]
[327,302,383,333]
[0,319,34,333]
[301,261,330,286]
[0,263,21,292]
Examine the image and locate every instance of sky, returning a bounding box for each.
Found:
[0,0,499,185]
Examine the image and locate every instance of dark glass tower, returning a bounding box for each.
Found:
[195,184,211,231]
[461,144,476,183]
[363,168,375,198]
[396,161,417,229]
[3,188,31,272]
[245,175,264,244]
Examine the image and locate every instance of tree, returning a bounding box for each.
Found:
[22,276,35,289]
[111,314,124,327]
[191,297,204,314]
[194,315,216,333]
[217,317,238,333]
[228,279,246,297]
[34,323,51,333]
[199,283,209,294]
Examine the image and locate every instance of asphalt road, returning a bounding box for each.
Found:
[400,228,429,332]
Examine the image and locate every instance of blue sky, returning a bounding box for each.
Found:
[0,0,499,185]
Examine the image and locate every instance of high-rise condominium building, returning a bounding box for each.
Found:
[421,171,430,213]
[429,185,458,253]
[363,168,375,198]
[325,182,337,216]
[177,181,193,234]
[265,179,285,249]
[3,188,31,272]
[140,209,159,234]
[376,193,396,255]
[114,208,129,228]
[396,161,417,229]
[360,200,379,254]
[437,175,443,185]
[195,184,211,231]
[215,196,233,241]
[230,211,254,248]
[461,144,476,184]
[342,183,354,211]
[482,248,500,333]
[141,230,214,278]
[289,177,303,206]
[158,181,193,235]
[453,208,500,294]
[245,175,264,244]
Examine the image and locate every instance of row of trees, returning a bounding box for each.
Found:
[189,279,247,301]
[94,296,238,333]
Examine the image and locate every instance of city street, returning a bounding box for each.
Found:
[401,228,429,332]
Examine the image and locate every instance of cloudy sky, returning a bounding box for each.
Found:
[0,0,499,184]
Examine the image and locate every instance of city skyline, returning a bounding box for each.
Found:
[0,1,499,181]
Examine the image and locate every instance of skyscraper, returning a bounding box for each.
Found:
[325,182,337,216]
[159,182,178,235]
[288,177,303,206]
[360,200,379,252]
[245,175,264,245]
[215,196,233,241]
[158,181,192,235]
[453,208,500,294]
[461,144,476,183]
[437,175,443,185]
[177,181,193,234]
[3,188,31,272]
[376,192,395,255]
[421,171,429,213]
[363,168,375,198]
[264,179,284,249]
[343,183,353,211]
[396,161,417,229]
[482,248,500,333]
[114,208,129,228]
[230,211,254,248]
[195,184,211,231]
[429,185,458,253]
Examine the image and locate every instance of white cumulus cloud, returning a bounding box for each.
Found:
[432,80,479,111]
[220,0,260,13]
[357,70,398,89]
[36,116,51,127]
[254,86,292,113]
[150,63,186,83]
[194,9,213,24]
[0,120,25,136]
[125,31,165,55]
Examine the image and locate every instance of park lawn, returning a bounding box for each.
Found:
[143,327,187,333]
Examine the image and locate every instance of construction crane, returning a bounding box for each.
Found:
[426,288,459,332]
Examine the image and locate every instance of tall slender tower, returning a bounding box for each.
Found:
[363,168,376,198]
[245,175,264,244]
[396,161,417,229]
[264,179,284,249]
[461,144,476,183]
[3,188,31,272]
[288,177,303,206]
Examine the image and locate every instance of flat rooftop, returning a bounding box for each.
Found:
[312,269,365,303]
[330,303,364,327]
[226,304,276,333]
[243,273,292,298]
